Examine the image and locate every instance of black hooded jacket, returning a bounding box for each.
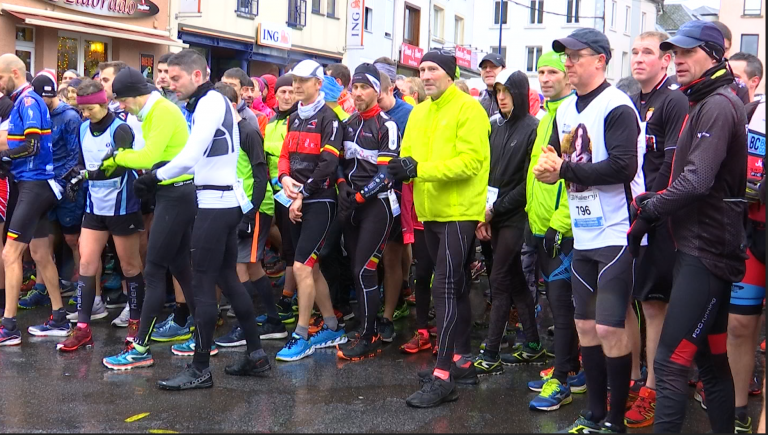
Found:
[488,71,539,229]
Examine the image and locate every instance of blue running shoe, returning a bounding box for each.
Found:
[256,310,296,325]
[152,313,174,332]
[171,337,218,356]
[0,325,22,346]
[529,378,573,411]
[102,274,122,290]
[214,324,246,347]
[276,333,314,361]
[152,315,193,342]
[528,371,587,393]
[18,286,50,309]
[309,324,348,349]
[271,274,286,289]
[28,316,71,337]
[103,346,154,370]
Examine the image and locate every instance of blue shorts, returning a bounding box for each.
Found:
[48,185,85,234]
[730,249,766,316]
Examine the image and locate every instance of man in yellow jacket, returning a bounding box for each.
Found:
[388,49,490,408]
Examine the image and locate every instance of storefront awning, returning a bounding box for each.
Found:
[5,10,186,48]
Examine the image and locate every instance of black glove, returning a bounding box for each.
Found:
[543,227,562,259]
[336,182,357,220]
[629,192,658,223]
[65,176,84,202]
[134,170,160,201]
[627,192,658,258]
[387,157,418,182]
[0,159,11,178]
[238,212,256,238]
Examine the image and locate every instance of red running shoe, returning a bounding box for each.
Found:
[57,326,93,352]
[400,331,432,354]
[126,319,139,343]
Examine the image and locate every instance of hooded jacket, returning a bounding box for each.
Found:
[526,92,575,237]
[50,101,82,184]
[488,71,539,229]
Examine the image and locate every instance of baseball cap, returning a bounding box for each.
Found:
[32,70,57,98]
[660,20,724,52]
[290,60,324,80]
[479,53,506,68]
[553,28,612,63]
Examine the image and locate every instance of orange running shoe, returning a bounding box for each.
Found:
[540,366,555,379]
[400,331,432,354]
[625,386,656,428]
[57,326,93,352]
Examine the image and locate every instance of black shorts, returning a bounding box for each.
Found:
[237,212,273,264]
[275,199,295,264]
[633,222,675,302]
[82,211,145,236]
[290,200,335,268]
[572,245,634,328]
[141,196,156,215]
[7,180,57,244]
[388,214,403,244]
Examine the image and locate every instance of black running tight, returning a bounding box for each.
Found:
[412,229,434,330]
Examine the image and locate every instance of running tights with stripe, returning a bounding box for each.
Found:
[344,198,393,338]
[653,252,734,433]
[424,221,477,371]
[191,207,263,370]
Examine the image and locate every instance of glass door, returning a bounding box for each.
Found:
[57,31,112,80]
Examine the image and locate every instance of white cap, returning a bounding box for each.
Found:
[290,60,324,80]
[494,69,513,87]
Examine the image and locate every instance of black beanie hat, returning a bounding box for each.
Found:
[351,63,381,93]
[275,74,293,92]
[420,49,457,81]
[112,67,152,99]
[32,74,57,98]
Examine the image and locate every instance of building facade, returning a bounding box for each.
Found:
[1,0,183,81]
[172,0,347,80]
[472,0,657,91]
[719,0,764,95]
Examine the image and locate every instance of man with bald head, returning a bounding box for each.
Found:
[0,54,66,346]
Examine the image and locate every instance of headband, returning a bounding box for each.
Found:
[76,90,108,105]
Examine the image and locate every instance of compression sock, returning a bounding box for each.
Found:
[253,276,280,323]
[76,276,97,325]
[125,273,145,321]
[606,353,632,428]
[295,324,309,340]
[324,314,339,332]
[1,316,16,330]
[174,303,190,327]
[581,345,608,423]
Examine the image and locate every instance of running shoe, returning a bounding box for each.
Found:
[255,309,296,325]
[337,335,382,361]
[529,378,573,411]
[470,260,486,282]
[0,325,22,346]
[21,274,36,294]
[761,339,765,353]
[393,301,410,321]
[540,366,555,379]
[749,374,762,396]
[112,303,130,327]
[66,297,108,322]
[337,304,355,321]
[59,280,76,298]
[624,386,656,428]
[479,335,510,352]
[405,293,416,305]
[265,261,286,278]
[558,411,603,433]
[276,333,314,361]
[500,341,548,365]
[171,337,219,356]
[18,286,50,309]
[309,324,348,349]
[104,291,128,309]
[225,353,271,377]
[473,353,503,376]
[152,313,175,332]
[57,326,93,352]
[626,379,645,409]
[103,345,154,370]
[101,273,122,290]
[406,375,458,408]
[258,321,288,340]
[215,325,245,347]
[291,293,299,312]
[28,315,71,337]
[152,315,193,341]
[263,249,280,269]
[417,361,478,385]
[735,414,753,433]
[428,325,437,336]
[528,371,587,393]
[276,297,293,318]
[694,381,706,410]
[126,320,139,343]
[400,331,431,354]
[158,364,212,390]
[378,317,396,342]
[307,315,325,335]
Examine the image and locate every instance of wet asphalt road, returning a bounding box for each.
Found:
[0,280,763,433]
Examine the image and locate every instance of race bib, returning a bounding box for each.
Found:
[274,189,294,208]
[568,188,605,228]
[89,178,121,190]
[388,189,400,217]
[234,179,254,214]
[47,178,63,201]
[486,186,499,209]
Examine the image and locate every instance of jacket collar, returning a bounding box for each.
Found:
[544,91,575,112]
[430,84,458,109]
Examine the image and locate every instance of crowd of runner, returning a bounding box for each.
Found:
[0,18,764,433]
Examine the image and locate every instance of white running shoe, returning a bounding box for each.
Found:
[112,302,130,327]
[67,297,110,322]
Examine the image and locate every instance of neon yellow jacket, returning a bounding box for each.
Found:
[525,92,574,236]
[400,84,490,222]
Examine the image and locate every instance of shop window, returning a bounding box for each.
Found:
[288,0,307,27]
[529,0,543,25]
[494,1,507,25]
[744,0,762,16]
[566,0,580,23]
[741,34,759,55]
[364,7,373,32]
[403,4,420,45]
[312,0,321,14]
[236,0,258,17]
[526,46,542,72]
[57,32,111,80]
[327,0,336,17]
[15,26,34,73]
[432,6,444,41]
[491,46,507,60]
[84,40,109,79]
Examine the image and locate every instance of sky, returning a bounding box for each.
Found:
[665,0,721,9]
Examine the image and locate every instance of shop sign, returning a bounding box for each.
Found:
[347,0,364,48]
[257,22,292,49]
[141,53,154,80]
[455,46,471,69]
[41,0,160,18]
[400,43,423,68]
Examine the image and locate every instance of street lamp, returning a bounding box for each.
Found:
[497,0,505,57]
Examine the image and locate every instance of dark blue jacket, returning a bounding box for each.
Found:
[50,102,82,184]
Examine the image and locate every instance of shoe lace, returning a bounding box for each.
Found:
[540,379,562,397]
[630,394,655,418]
[284,335,301,349]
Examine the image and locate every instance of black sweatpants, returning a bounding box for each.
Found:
[135,183,197,346]
[486,224,539,353]
[320,214,352,309]
[344,197,393,338]
[424,221,477,371]
[654,252,734,433]
[535,236,580,382]
[413,228,435,330]
[191,207,262,369]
